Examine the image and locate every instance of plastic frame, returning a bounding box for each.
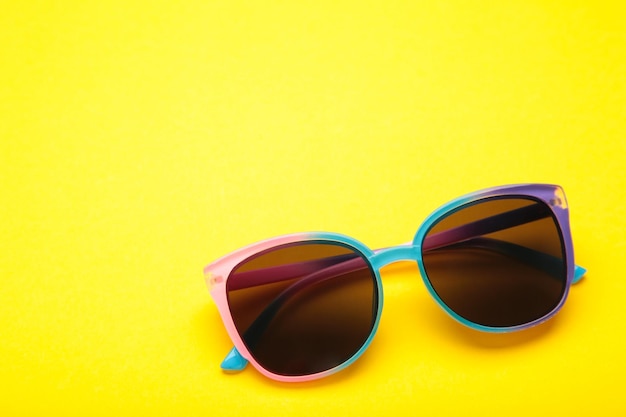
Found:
[204,184,586,382]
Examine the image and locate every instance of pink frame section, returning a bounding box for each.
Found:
[204,233,379,382]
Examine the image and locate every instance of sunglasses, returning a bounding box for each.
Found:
[204,184,586,382]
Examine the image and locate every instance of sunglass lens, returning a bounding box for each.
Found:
[421,197,567,328]
[226,241,378,376]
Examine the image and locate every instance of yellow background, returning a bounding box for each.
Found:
[1,1,625,415]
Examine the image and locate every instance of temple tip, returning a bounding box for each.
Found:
[572,265,587,284]
[220,346,248,373]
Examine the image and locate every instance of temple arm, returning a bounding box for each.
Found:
[226,202,586,292]
[433,237,586,283]
[225,240,586,293]
[225,253,357,291]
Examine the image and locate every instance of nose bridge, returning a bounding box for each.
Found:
[369,244,420,270]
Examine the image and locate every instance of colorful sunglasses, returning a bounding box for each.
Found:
[204,184,586,382]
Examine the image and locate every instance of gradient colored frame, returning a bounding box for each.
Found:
[204,184,586,382]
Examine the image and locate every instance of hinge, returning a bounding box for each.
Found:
[205,271,224,289]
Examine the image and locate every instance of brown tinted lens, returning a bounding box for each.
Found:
[421,197,566,327]
[226,241,378,376]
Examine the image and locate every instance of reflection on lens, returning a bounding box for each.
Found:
[226,241,378,376]
[421,197,566,327]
